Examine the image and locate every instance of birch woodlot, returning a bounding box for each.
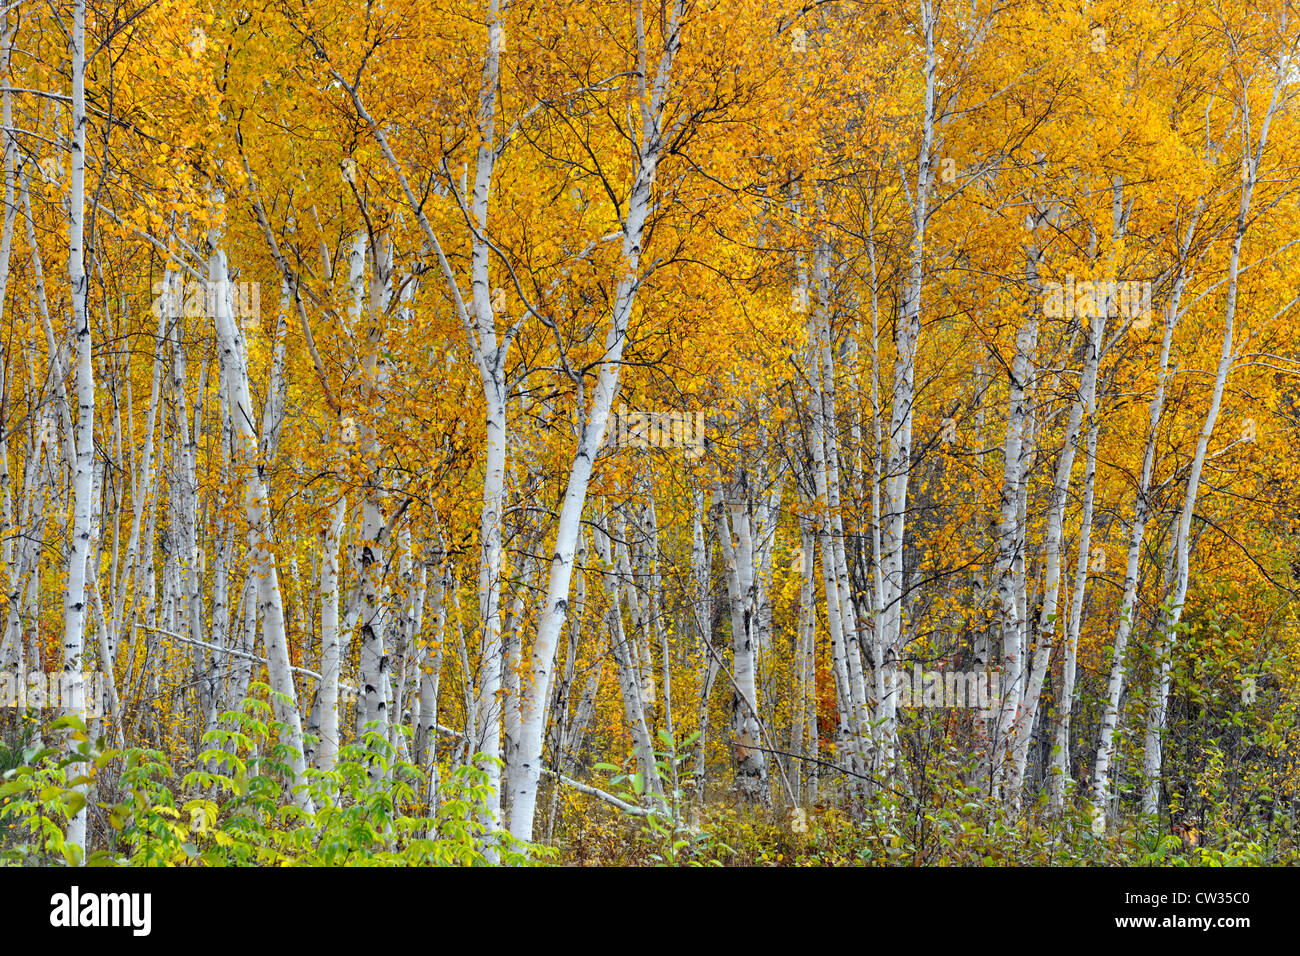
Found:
[2,0,1300,866]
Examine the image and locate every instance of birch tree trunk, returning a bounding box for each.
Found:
[505,0,684,842]
[415,552,448,768]
[810,242,869,775]
[1139,91,1281,813]
[1048,391,1098,811]
[1049,181,1129,810]
[0,11,20,678]
[62,0,92,857]
[210,248,313,812]
[327,0,511,837]
[1007,237,1112,804]
[805,308,856,770]
[593,514,661,801]
[356,234,393,751]
[878,0,939,784]
[1089,235,1193,826]
[461,6,510,842]
[790,517,818,802]
[986,223,1042,796]
[317,495,346,772]
[714,486,770,804]
[691,489,715,795]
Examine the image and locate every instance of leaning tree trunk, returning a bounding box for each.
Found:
[210,248,313,813]
[1091,212,1196,826]
[505,0,684,842]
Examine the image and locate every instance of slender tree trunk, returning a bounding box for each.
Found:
[317,495,346,772]
[1092,215,1196,825]
[987,232,1041,796]
[1006,282,1106,804]
[210,248,313,812]
[879,0,938,788]
[62,0,92,857]
[505,0,684,842]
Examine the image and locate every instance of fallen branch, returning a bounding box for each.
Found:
[427,722,665,818]
[541,769,664,818]
[133,623,359,697]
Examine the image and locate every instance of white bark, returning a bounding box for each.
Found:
[714,486,770,803]
[878,0,939,784]
[1139,94,1279,812]
[317,495,346,772]
[356,234,393,747]
[1007,247,1112,803]
[1049,181,1129,810]
[62,0,91,856]
[988,229,1040,796]
[805,300,856,769]
[505,0,684,842]
[593,514,661,802]
[416,552,448,770]
[1092,213,1197,824]
[210,248,313,812]
[690,488,714,791]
